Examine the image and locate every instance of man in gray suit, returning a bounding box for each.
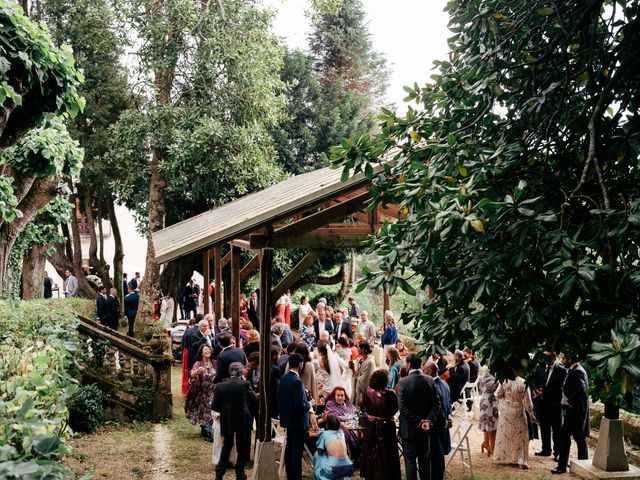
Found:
[64,269,78,297]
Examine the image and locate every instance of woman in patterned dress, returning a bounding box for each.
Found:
[184,344,216,441]
[493,377,536,469]
[478,370,499,456]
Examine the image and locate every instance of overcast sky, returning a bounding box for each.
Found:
[265,0,451,111]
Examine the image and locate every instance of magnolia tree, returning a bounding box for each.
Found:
[334,0,640,411]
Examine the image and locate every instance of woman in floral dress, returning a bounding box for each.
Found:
[478,369,499,456]
[184,344,216,441]
[493,377,536,469]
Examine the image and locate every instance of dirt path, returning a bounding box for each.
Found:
[151,424,174,480]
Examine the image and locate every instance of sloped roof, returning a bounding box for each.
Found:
[153,163,384,264]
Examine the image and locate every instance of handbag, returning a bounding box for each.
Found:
[331,463,354,478]
[185,374,201,404]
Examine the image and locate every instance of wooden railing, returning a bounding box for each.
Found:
[75,316,172,420]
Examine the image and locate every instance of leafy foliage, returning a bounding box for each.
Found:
[333,0,640,406]
[0,0,85,145]
[0,299,80,478]
[109,0,286,230]
[68,384,104,433]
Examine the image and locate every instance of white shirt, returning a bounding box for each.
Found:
[298,303,313,323]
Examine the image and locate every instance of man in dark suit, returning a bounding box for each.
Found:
[247,291,260,331]
[214,333,247,383]
[188,317,212,370]
[279,353,311,480]
[122,273,129,299]
[211,362,257,480]
[334,311,353,340]
[447,350,470,404]
[104,288,120,330]
[123,287,140,337]
[552,352,590,475]
[313,310,334,340]
[96,285,108,325]
[398,353,441,480]
[424,361,452,480]
[43,271,53,299]
[534,351,567,461]
[183,279,199,320]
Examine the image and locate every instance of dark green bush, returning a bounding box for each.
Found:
[68,384,104,433]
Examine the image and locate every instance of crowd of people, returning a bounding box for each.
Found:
[94,283,590,478]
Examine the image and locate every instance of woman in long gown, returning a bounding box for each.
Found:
[184,344,216,441]
[493,377,536,469]
[316,342,353,399]
[321,387,360,460]
[313,414,354,480]
[478,370,499,456]
[361,369,401,480]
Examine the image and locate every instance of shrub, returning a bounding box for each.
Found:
[68,384,104,433]
[0,299,82,478]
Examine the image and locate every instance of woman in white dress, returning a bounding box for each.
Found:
[493,377,536,469]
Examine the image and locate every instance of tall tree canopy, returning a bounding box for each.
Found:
[273,0,389,174]
[108,0,286,311]
[334,0,640,407]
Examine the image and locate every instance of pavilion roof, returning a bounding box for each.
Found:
[152,162,387,264]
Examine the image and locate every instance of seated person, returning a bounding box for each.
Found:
[313,414,354,480]
[320,387,360,459]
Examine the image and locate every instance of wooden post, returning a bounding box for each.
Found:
[258,248,273,442]
[202,250,210,315]
[214,246,223,321]
[230,245,241,346]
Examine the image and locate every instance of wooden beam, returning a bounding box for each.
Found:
[272,192,370,239]
[258,248,274,442]
[230,246,241,346]
[240,254,260,282]
[312,225,374,234]
[229,239,259,251]
[250,233,370,250]
[202,250,210,315]
[221,250,232,268]
[214,246,223,321]
[272,249,325,301]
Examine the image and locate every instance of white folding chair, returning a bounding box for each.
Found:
[446,420,473,476]
[455,380,479,418]
[272,419,314,476]
[271,419,287,476]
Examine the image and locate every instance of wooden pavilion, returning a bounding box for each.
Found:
[151,161,398,467]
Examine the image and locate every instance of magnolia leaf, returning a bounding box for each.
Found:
[456,164,468,177]
[409,131,421,142]
[470,219,485,233]
[537,7,554,15]
[608,355,621,378]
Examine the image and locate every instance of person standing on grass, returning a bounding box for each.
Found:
[398,353,441,480]
[211,362,256,480]
[123,286,140,337]
[279,353,312,480]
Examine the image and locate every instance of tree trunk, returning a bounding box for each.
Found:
[21,243,48,300]
[48,243,74,278]
[97,201,105,265]
[83,188,111,288]
[160,254,198,321]
[337,263,350,304]
[61,222,73,260]
[140,62,174,319]
[0,176,58,297]
[107,197,124,308]
[68,191,98,299]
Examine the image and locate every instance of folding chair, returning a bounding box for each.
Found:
[272,419,314,476]
[446,420,473,476]
[271,419,287,476]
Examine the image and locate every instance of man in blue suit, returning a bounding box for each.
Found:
[278,353,312,480]
[214,333,247,383]
[123,287,140,337]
